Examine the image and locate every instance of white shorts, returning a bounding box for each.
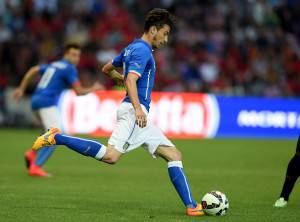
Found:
[108,102,175,157]
[38,106,62,131]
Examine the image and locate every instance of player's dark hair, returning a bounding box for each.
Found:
[144,8,175,32]
[64,43,81,53]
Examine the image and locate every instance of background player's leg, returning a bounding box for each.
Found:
[156,146,197,208]
[34,107,60,167]
[275,135,300,207]
[279,150,300,200]
[26,107,61,177]
[35,146,56,166]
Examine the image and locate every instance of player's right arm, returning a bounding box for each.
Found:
[108,47,148,128]
[13,65,40,101]
[125,73,147,128]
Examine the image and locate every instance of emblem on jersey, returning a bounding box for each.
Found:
[123,142,130,151]
[124,49,131,57]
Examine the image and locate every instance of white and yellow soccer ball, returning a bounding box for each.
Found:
[201,191,229,216]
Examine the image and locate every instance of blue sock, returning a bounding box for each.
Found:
[168,161,197,208]
[55,134,107,160]
[35,146,56,166]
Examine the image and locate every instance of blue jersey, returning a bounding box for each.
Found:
[112,39,155,111]
[31,59,79,110]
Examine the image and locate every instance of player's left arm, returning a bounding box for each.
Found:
[102,49,125,84]
[102,60,124,83]
[13,65,40,101]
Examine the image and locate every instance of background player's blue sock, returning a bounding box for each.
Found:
[35,146,56,166]
[168,161,197,208]
[55,134,107,160]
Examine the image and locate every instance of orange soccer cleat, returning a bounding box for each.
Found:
[32,127,61,151]
[186,203,205,216]
[24,149,36,169]
[28,164,51,177]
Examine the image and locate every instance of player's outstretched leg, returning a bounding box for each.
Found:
[32,127,107,161]
[156,146,205,216]
[274,135,300,207]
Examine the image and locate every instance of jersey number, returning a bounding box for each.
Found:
[37,67,56,89]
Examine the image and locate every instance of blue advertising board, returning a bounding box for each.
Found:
[215,96,300,139]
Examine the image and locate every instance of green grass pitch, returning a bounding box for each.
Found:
[0,129,299,222]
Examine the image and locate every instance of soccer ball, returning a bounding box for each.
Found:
[201,191,229,216]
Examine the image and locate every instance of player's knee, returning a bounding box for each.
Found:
[169,148,182,161]
[102,155,120,165]
[104,155,120,164]
[102,145,122,164]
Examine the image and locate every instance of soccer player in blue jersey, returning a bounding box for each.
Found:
[13,43,103,177]
[31,9,204,216]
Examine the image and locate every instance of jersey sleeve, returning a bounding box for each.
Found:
[112,49,125,67]
[65,66,80,87]
[38,64,48,75]
[127,47,150,77]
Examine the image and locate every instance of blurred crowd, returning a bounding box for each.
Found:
[1,0,300,99]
